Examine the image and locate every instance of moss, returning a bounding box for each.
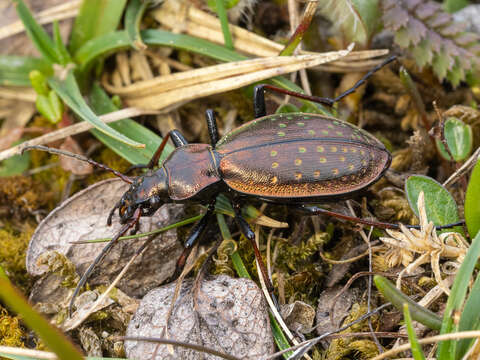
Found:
[0,305,25,347]
[0,224,35,290]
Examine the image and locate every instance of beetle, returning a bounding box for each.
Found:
[27,56,401,314]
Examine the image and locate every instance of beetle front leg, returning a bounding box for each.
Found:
[171,202,216,279]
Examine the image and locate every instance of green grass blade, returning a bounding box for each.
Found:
[215,0,234,49]
[456,274,480,358]
[404,304,427,360]
[0,278,84,360]
[125,0,150,50]
[437,230,480,358]
[48,70,144,148]
[0,56,53,86]
[374,276,442,330]
[465,160,480,238]
[88,83,172,163]
[52,21,72,65]
[69,0,128,54]
[13,0,62,64]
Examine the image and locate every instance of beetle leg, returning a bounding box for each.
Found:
[253,85,267,118]
[205,110,220,148]
[68,207,141,317]
[171,202,216,279]
[230,201,276,296]
[255,56,396,109]
[125,129,189,174]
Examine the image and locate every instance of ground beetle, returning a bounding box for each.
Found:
[26,56,410,314]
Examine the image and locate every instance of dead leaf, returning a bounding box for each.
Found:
[59,137,93,175]
[26,178,184,297]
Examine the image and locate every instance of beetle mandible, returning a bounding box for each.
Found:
[27,56,397,315]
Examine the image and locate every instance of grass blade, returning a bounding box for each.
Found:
[88,83,171,164]
[215,0,234,50]
[0,56,52,86]
[69,0,127,54]
[404,304,427,360]
[48,70,145,148]
[437,231,480,358]
[124,0,150,50]
[374,275,442,330]
[456,274,480,358]
[13,0,62,64]
[0,278,83,360]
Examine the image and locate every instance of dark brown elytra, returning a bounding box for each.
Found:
[23,55,462,315]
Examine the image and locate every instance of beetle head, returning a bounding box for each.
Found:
[107,168,170,225]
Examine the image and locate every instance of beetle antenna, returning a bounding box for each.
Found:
[68,207,141,317]
[23,145,133,184]
[258,55,397,107]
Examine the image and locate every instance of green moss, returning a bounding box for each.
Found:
[0,225,34,290]
[0,305,25,347]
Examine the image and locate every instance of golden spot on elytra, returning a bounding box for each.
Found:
[295,172,302,180]
[351,134,357,139]
[322,130,329,135]
[330,146,337,152]
[360,150,365,155]
[308,129,316,135]
[303,116,311,119]
[336,131,343,136]
[298,147,306,153]
[362,160,367,166]
[319,157,326,163]
[317,146,324,153]
[333,121,340,125]
[339,156,346,162]
[279,123,287,128]
[341,176,348,181]
[270,150,277,157]
[286,116,293,120]
[277,131,285,137]
[295,159,302,166]
[297,122,305,127]
[348,164,355,171]
[272,162,279,169]
[314,170,320,177]
[332,168,339,175]
[271,176,278,184]
[327,124,334,129]
[350,148,357,153]
[342,147,348,153]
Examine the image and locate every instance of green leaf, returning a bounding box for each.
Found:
[444,0,469,13]
[124,0,150,50]
[29,70,49,95]
[403,304,427,360]
[276,104,300,113]
[214,0,234,50]
[0,278,84,360]
[405,175,459,227]
[88,83,172,164]
[0,147,30,177]
[465,160,480,237]
[456,274,480,358]
[52,21,72,65]
[437,231,480,358]
[13,0,62,64]
[411,40,433,68]
[0,56,52,86]
[48,70,144,148]
[436,117,473,162]
[69,0,128,54]
[351,0,381,42]
[374,276,442,330]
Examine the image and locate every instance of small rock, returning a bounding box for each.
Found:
[125,275,274,359]
[280,300,315,334]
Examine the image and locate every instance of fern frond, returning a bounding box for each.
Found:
[382,0,480,86]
